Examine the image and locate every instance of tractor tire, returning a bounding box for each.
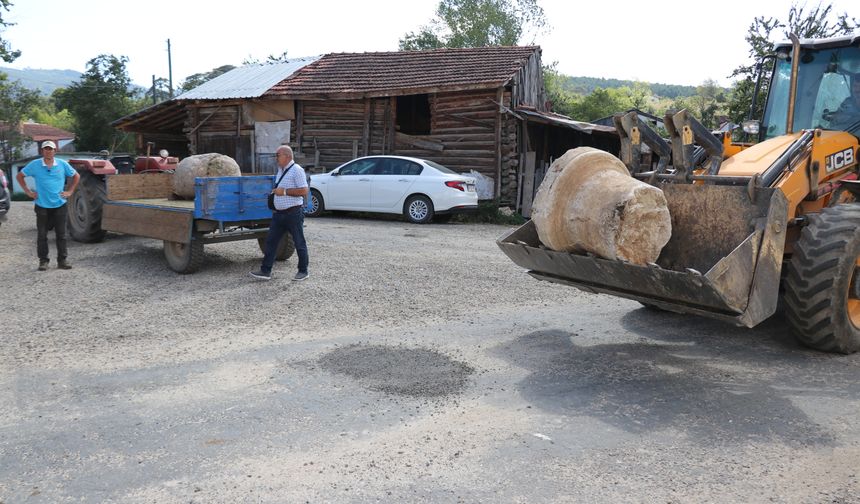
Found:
[257,233,295,261]
[67,171,107,243]
[163,237,204,274]
[784,205,860,353]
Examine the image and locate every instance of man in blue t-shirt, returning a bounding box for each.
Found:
[16,141,80,271]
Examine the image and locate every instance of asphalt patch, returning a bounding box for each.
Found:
[319,344,474,398]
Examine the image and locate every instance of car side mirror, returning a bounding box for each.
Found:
[330,170,339,176]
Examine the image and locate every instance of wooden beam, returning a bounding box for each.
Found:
[395,132,444,152]
[436,112,495,130]
[296,101,303,155]
[495,87,503,200]
[362,98,371,156]
[389,97,397,153]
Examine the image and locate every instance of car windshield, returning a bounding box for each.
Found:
[762,44,860,138]
[424,160,458,174]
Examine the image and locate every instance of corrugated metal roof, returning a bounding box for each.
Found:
[516,108,618,135]
[176,56,320,100]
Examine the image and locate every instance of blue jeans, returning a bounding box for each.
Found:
[261,206,308,275]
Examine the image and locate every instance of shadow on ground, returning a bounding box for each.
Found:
[493,307,860,446]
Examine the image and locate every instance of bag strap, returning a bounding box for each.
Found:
[274,162,294,187]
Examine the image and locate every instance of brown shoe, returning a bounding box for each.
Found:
[38,260,48,271]
[58,260,72,270]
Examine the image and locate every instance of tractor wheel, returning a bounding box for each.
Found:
[784,204,860,353]
[257,233,295,261]
[163,237,204,274]
[67,171,107,243]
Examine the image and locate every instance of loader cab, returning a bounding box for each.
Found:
[761,35,860,139]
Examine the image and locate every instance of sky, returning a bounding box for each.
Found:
[3,0,857,89]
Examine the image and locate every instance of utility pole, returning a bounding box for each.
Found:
[151,75,157,105]
[167,39,174,99]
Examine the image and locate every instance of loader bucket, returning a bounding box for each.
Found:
[498,185,789,327]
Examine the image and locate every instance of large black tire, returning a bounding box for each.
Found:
[404,195,434,224]
[784,205,860,353]
[67,172,107,243]
[163,238,204,274]
[257,233,295,261]
[306,189,324,217]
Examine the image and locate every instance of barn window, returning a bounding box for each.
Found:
[396,94,431,135]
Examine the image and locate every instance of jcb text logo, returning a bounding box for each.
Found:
[826,148,855,172]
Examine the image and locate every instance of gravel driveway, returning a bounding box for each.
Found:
[1,201,859,503]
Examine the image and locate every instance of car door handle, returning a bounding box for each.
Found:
[359,178,370,182]
[398,179,409,182]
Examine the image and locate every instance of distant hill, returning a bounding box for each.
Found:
[562,76,698,99]
[0,67,81,95]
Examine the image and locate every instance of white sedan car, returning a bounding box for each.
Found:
[306,156,478,223]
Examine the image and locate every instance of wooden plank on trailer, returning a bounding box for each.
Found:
[107,173,174,200]
[521,152,536,218]
[102,203,193,243]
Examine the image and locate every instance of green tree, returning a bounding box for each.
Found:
[727,2,860,123]
[568,88,633,122]
[179,64,236,93]
[687,79,726,128]
[0,75,40,162]
[55,54,138,152]
[399,0,547,50]
[242,51,290,66]
[0,0,20,64]
[543,62,577,117]
[30,96,75,133]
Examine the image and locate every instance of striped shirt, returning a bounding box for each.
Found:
[273,162,307,210]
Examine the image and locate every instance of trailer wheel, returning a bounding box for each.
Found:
[784,205,860,353]
[67,171,107,243]
[163,238,204,274]
[257,233,295,261]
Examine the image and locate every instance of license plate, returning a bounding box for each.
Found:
[466,184,476,192]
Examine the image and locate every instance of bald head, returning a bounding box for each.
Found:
[276,145,294,168]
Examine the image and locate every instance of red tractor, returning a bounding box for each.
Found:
[66,148,180,242]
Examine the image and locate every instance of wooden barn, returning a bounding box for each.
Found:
[113,47,618,212]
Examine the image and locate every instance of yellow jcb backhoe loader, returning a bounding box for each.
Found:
[498,34,860,353]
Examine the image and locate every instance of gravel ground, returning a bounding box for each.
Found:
[2,200,860,503]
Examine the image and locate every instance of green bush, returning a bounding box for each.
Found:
[453,200,525,225]
[12,193,32,202]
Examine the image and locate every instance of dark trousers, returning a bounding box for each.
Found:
[35,204,68,262]
[261,206,308,274]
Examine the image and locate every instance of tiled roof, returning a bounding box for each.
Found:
[0,122,75,140]
[22,123,75,140]
[265,46,539,98]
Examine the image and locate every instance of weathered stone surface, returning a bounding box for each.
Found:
[172,153,242,199]
[531,147,671,265]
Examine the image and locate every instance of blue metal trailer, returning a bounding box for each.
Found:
[101,173,293,273]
